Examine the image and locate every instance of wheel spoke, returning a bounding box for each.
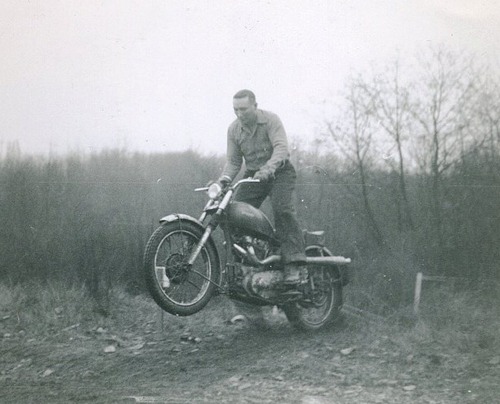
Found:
[190,268,212,283]
[186,279,202,291]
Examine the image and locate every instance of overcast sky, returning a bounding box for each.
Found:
[1,0,500,156]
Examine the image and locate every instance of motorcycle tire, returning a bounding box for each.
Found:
[283,246,343,331]
[144,220,220,316]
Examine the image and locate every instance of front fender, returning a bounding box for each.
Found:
[159,213,203,227]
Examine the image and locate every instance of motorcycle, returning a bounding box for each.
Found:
[143,178,351,331]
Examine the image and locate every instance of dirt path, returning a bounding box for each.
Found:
[1,301,498,404]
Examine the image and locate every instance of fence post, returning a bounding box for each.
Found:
[414,272,423,315]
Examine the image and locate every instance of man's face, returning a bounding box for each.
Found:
[233,96,257,125]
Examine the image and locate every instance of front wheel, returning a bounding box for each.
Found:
[283,247,343,331]
[143,220,220,316]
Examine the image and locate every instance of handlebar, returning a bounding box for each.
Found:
[233,178,261,186]
[195,177,260,192]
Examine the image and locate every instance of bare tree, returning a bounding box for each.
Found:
[476,74,500,170]
[409,48,479,256]
[358,58,415,231]
[325,79,384,247]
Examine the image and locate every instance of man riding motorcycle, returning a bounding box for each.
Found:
[216,89,306,285]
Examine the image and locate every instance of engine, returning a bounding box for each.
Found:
[228,234,288,301]
[233,234,271,262]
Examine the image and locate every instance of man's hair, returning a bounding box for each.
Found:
[233,89,256,104]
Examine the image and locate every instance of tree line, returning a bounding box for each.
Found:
[1,48,498,310]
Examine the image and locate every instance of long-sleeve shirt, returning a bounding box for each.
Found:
[220,109,290,182]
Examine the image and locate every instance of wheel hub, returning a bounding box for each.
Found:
[298,277,330,308]
[165,253,190,285]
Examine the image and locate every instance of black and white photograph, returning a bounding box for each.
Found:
[1,1,499,403]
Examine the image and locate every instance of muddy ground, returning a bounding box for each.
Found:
[1,298,499,404]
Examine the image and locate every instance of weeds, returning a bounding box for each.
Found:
[0,282,145,338]
[2,277,498,360]
[384,282,500,362]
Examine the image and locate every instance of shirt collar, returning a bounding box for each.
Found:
[239,110,267,134]
[256,109,267,124]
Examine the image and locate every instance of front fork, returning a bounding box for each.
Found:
[183,216,228,292]
[187,188,234,277]
[187,225,214,265]
[186,223,235,296]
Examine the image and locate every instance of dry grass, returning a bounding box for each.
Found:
[0,282,150,338]
[0,281,244,342]
[2,279,498,354]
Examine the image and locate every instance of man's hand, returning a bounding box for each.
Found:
[253,167,275,182]
[217,175,232,189]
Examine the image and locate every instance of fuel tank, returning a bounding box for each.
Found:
[226,202,276,241]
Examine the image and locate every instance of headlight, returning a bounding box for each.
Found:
[207,182,222,199]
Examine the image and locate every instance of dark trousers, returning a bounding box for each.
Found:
[234,160,306,265]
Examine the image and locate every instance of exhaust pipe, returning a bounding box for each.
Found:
[261,255,351,266]
[233,244,351,267]
[306,256,351,266]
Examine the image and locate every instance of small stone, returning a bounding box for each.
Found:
[340,347,355,356]
[231,314,246,324]
[230,315,246,324]
[43,369,54,377]
[108,335,126,347]
[104,345,116,353]
[227,375,242,384]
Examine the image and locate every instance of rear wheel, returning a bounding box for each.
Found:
[283,246,343,331]
[143,221,220,316]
